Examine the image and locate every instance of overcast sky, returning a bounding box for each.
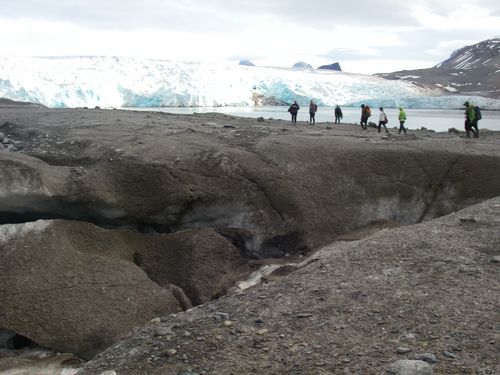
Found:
[1,0,499,74]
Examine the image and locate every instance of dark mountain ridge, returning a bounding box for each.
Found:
[377,38,500,99]
[318,62,342,71]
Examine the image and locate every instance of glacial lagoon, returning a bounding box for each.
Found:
[124,106,500,132]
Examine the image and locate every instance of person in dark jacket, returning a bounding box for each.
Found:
[309,100,318,124]
[334,105,343,124]
[288,101,300,124]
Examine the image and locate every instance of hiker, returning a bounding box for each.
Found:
[472,105,481,137]
[334,105,343,124]
[463,101,478,138]
[309,100,318,124]
[398,107,407,134]
[288,101,300,124]
[378,107,389,133]
[360,104,370,130]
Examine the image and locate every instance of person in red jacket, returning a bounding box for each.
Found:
[360,104,370,130]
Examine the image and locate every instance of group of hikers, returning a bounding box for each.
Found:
[287,101,408,134]
[287,100,482,137]
[288,100,344,125]
[360,104,407,134]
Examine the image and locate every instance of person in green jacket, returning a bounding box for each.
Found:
[398,107,407,134]
[463,101,477,138]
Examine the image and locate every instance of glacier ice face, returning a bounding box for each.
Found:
[0,56,499,109]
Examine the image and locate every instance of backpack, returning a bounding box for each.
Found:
[366,106,371,117]
[474,106,482,121]
[384,115,388,124]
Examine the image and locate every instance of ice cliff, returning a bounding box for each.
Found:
[1,56,499,109]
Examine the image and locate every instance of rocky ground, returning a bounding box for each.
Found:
[80,198,500,375]
[0,102,499,374]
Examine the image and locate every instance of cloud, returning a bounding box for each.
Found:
[411,3,500,31]
[1,0,499,74]
[0,1,460,31]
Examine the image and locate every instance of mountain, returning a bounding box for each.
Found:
[292,61,313,69]
[238,59,255,67]
[377,38,500,99]
[318,62,342,71]
[1,56,500,109]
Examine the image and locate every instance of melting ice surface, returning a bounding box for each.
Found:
[1,56,500,109]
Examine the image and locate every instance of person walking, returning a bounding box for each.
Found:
[288,101,300,124]
[378,107,389,133]
[470,103,481,138]
[334,105,343,124]
[309,100,318,124]
[360,104,370,130]
[398,107,407,134]
[463,101,477,138]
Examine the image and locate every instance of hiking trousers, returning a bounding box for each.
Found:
[378,121,389,133]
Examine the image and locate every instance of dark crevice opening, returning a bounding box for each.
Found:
[0,206,309,259]
[0,330,35,350]
[0,210,165,234]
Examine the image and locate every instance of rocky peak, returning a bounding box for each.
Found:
[377,38,500,99]
[292,61,313,69]
[238,59,255,67]
[437,38,500,70]
[317,62,342,71]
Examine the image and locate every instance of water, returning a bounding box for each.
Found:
[123,106,500,132]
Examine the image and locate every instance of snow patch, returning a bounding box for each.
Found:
[398,75,421,79]
[236,264,282,290]
[0,220,51,243]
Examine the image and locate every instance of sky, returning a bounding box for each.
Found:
[0,0,499,74]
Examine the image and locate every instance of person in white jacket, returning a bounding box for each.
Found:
[378,107,389,133]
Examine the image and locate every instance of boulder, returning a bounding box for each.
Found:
[386,360,433,375]
[0,219,251,358]
[133,228,249,305]
[0,220,182,359]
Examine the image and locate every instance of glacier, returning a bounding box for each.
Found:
[1,56,500,109]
